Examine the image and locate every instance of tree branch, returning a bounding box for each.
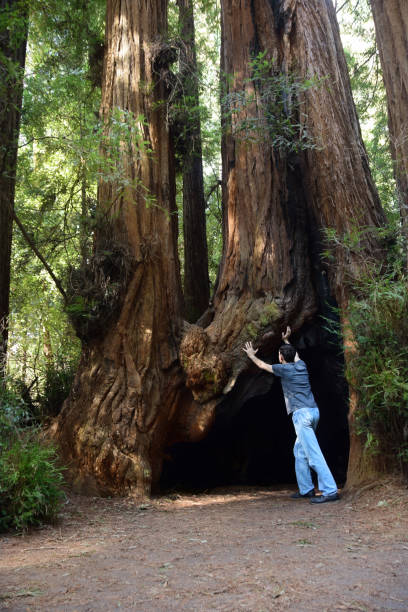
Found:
[336,0,350,13]
[13,211,68,302]
[352,46,377,78]
[205,179,222,205]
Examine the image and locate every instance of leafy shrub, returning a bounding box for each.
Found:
[221,51,324,152]
[37,357,77,420]
[0,388,65,532]
[344,271,408,471]
[0,386,29,434]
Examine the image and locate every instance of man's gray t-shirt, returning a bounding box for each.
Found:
[272,360,318,415]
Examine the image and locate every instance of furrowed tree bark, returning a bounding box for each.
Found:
[370,0,408,267]
[0,0,28,379]
[176,0,210,322]
[178,0,387,487]
[287,0,387,486]
[54,0,185,497]
[55,0,388,496]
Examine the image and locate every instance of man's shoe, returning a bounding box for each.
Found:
[290,489,315,499]
[310,492,339,504]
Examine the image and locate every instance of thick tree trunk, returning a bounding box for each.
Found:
[0,0,28,379]
[55,0,387,496]
[177,0,210,322]
[370,0,408,267]
[289,0,387,486]
[54,0,185,497]
[179,0,387,487]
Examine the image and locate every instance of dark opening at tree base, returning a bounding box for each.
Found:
[160,323,350,493]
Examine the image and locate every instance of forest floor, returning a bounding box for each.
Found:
[0,478,407,612]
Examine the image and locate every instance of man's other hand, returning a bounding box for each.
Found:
[282,326,291,344]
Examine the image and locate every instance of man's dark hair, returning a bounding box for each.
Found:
[279,344,296,363]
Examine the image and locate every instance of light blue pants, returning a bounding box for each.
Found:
[292,407,338,496]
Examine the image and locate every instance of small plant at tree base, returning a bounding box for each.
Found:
[344,271,408,471]
[325,224,408,475]
[37,356,77,420]
[0,388,65,532]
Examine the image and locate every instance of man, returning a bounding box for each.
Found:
[242,327,339,504]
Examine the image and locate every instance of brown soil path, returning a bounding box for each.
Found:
[0,480,407,611]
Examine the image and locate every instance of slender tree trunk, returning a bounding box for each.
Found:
[0,0,28,379]
[370,0,408,267]
[179,0,387,487]
[177,0,210,322]
[54,0,185,497]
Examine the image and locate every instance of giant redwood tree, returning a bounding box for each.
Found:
[56,0,387,496]
[178,0,387,487]
[54,0,186,496]
[370,0,408,265]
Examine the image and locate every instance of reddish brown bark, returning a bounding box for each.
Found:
[177,0,210,323]
[55,0,388,496]
[179,0,387,487]
[54,0,186,497]
[370,0,408,266]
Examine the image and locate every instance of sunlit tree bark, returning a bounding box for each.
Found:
[370,0,408,266]
[179,0,387,487]
[54,0,185,496]
[55,0,388,495]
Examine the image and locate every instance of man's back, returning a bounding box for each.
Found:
[272,360,318,415]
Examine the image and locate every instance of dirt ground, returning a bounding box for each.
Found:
[0,479,407,612]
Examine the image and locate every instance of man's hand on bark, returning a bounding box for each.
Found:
[242,341,273,373]
[243,341,258,360]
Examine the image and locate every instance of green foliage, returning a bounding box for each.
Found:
[8,266,81,412]
[0,387,65,532]
[324,215,408,472]
[221,52,323,153]
[0,385,29,438]
[0,436,65,532]
[36,357,77,420]
[344,268,408,468]
[0,0,28,80]
[8,0,105,395]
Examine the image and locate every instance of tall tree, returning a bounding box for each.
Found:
[55,0,388,495]
[54,0,184,496]
[179,0,387,487]
[370,0,408,264]
[0,0,28,378]
[176,0,210,322]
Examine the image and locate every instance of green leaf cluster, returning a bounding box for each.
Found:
[345,268,408,468]
[0,387,65,532]
[221,52,323,153]
[324,217,408,471]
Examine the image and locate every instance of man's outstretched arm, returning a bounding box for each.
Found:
[242,342,274,373]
